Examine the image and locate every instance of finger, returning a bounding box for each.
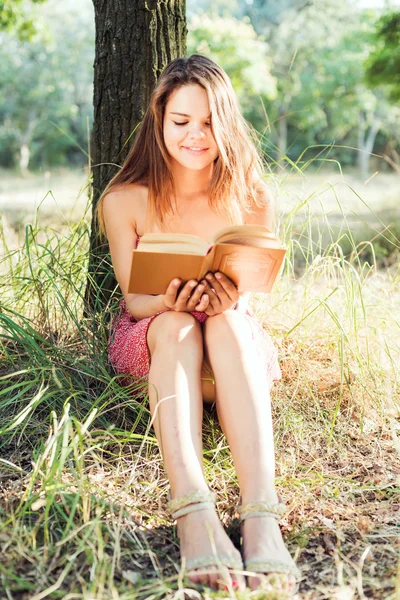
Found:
[213,271,239,301]
[203,275,226,304]
[188,282,205,307]
[204,303,216,316]
[176,279,198,309]
[163,278,181,307]
[204,272,229,300]
[200,280,221,308]
[195,293,209,312]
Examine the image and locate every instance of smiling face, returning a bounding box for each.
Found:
[163,84,219,172]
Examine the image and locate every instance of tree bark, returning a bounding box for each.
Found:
[85,0,187,313]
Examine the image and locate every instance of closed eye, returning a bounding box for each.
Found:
[173,121,211,127]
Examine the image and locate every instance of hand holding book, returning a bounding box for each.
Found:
[160,271,239,316]
[162,277,210,313]
[200,271,240,315]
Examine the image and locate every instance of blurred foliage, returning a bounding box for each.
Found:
[187,12,277,124]
[0,0,47,40]
[187,0,306,25]
[0,0,399,174]
[365,11,400,102]
[187,0,400,173]
[0,0,94,170]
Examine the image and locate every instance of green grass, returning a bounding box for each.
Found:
[0,163,399,599]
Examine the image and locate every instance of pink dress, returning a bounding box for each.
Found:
[108,238,282,388]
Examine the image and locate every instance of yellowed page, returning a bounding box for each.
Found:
[137,233,209,255]
[212,224,278,246]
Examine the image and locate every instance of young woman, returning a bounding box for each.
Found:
[99,54,300,593]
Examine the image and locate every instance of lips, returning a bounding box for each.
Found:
[182,146,208,155]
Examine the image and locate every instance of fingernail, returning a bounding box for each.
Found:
[189,280,197,287]
[215,272,222,279]
[206,273,213,280]
[197,284,204,291]
[174,279,180,285]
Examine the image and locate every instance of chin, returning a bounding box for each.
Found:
[172,156,214,171]
[184,161,213,171]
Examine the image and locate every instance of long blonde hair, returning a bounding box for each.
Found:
[97,54,267,235]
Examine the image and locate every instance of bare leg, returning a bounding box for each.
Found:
[146,311,244,590]
[204,311,297,589]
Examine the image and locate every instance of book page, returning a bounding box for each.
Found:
[137,233,210,256]
[213,224,281,248]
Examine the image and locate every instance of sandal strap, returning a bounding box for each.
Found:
[238,501,286,522]
[186,553,244,571]
[171,501,215,520]
[245,557,301,580]
[167,489,216,520]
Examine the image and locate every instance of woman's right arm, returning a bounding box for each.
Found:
[102,188,209,320]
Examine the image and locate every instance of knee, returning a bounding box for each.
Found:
[150,311,202,350]
[204,310,252,345]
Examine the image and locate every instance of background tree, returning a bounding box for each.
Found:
[186,0,400,176]
[85,0,187,312]
[187,11,277,131]
[1,0,399,189]
[365,11,400,102]
[0,1,94,172]
[238,0,314,29]
[365,10,400,172]
[0,0,47,40]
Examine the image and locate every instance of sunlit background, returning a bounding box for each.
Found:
[0,0,399,231]
[1,4,399,598]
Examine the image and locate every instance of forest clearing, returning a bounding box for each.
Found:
[1,0,400,597]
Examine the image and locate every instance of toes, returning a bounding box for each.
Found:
[248,572,296,595]
[187,569,206,587]
[187,570,200,585]
[208,569,219,589]
[197,570,210,588]
[229,573,246,592]
[248,574,263,591]
[216,567,231,591]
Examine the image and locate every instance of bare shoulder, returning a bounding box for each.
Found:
[102,183,148,234]
[245,180,277,232]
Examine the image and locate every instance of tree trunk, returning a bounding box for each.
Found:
[19,111,37,175]
[85,0,187,314]
[357,110,380,181]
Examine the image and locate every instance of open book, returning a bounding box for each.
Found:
[128,224,286,295]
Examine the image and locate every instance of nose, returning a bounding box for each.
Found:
[187,123,206,139]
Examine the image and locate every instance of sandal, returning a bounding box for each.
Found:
[167,489,244,583]
[238,501,301,588]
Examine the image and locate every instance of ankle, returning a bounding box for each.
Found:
[170,483,210,500]
[240,489,280,505]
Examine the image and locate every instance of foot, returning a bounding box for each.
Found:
[242,515,298,593]
[177,506,245,591]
